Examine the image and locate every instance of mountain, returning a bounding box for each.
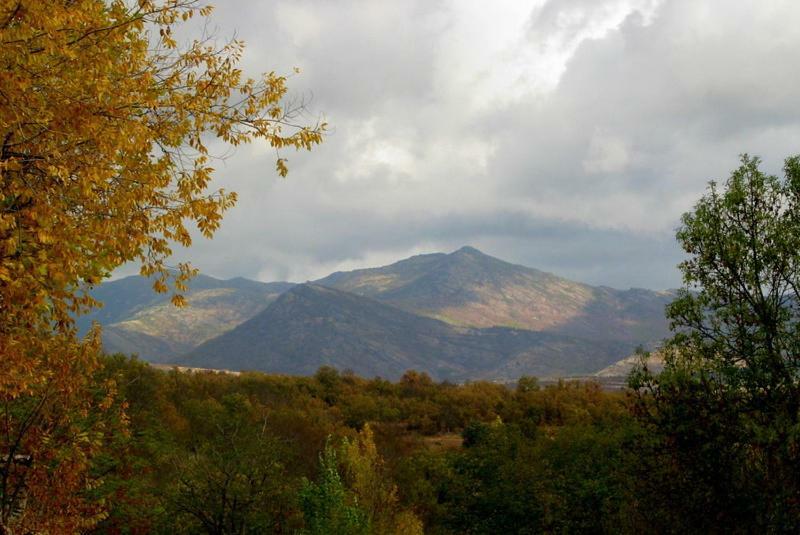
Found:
[316,246,674,344]
[77,274,294,362]
[101,324,192,361]
[181,283,631,381]
[85,246,674,379]
[594,351,666,378]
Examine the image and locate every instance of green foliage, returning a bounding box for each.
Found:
[339,424,423,535]
[89,359,647,534]
[421,387,634,534]
[516,375,540,393]
[668,155,800,391]
[100,346,800,534]
[298,441,369,535]
[166,394,294,534]
[631,154,800,531]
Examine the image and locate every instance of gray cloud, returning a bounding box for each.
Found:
[149,0,800,291]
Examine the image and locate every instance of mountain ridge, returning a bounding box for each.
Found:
[181,283,632,380]
[79,274,294,362]
[315,246,674,344]
[84,246,674,378]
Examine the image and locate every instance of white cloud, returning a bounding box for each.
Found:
[274,3,323,48]
[583,130,630,174]
[433,0,664,112]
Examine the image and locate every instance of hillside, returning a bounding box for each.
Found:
[84,247,674,377]
[77,274,294,362]
[181,283,631,381]
[594,351,666,378]
[316,246,674,343]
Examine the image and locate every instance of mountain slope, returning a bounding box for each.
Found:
[595,351,666,378]
[181,283,630,380]
[87,247,673,378]
[78,274,294,362]
[316,246,674,344]
[101,325,193,362]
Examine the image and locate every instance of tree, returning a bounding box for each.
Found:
[339,424,423,535]
[630,155,800,531]
[299,428,423,535]
[298,440,369,535]
[515,375,540,394]
[0,338,125,533]
[0,1,324,530]
[167,395,294,534]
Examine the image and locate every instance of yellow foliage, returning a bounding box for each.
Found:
[340,424,423,535]
[0,0,324,530]
[0,0,325,325]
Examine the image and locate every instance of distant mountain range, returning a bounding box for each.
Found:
[77,274,292,362]
[316,246,672,343]
[183,283,632,381]
[81,247,676,380]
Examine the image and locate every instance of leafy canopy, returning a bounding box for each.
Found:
[1,0,325,322]
[631,155,800,531]
[655,154,800,414]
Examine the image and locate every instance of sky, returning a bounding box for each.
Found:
[153,0,800,290]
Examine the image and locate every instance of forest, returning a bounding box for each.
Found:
[59,329,800,534]
[69,357,731,533]
[86,359,633,533]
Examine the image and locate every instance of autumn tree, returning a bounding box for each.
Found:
[339,424,423,535]
[300,428,422,535]
[0,0,324,530]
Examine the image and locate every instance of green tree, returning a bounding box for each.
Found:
[631,155,800,531]
[298,440,369,535]
[516,375,540,394]
[166,395,294,534]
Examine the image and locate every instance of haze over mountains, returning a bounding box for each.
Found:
[85,247,675,380]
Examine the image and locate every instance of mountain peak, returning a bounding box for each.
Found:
[451,245,485,257]
[444,245,515,273]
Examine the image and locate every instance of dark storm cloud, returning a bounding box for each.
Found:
[156,0,800,291]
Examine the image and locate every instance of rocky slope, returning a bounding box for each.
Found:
[316,246,674,344]
[77,274,293,362]
[83,247,675,378]
[181,283,631,380]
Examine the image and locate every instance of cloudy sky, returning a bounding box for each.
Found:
[160,0,800,290]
